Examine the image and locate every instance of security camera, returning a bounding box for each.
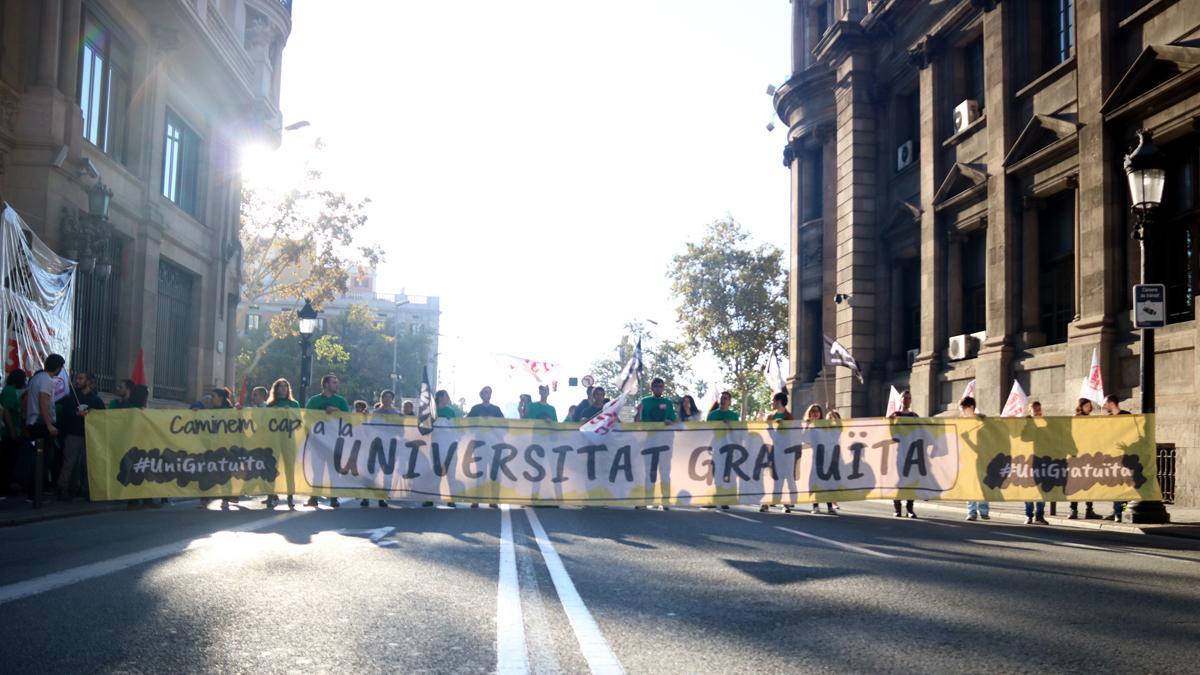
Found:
[766,121,776,132]
[51,146,68,168]
[834,293,852,306]
[79,157,100,179]
[766,84,777,96]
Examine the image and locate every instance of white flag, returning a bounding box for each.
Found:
[1001,380,1028,417]
[502,354,559,384]
[579,393,627,437]
[885,385,903,417]
[763,350,787,393]
[1079,347,1105,406]
[417,366,434,435]
[824,335,864,383]
[960,379,977,402]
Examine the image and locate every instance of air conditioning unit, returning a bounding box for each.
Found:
[906,348,919,367]
[896,140,914,171]
[953,100,979,134]
[947,333,981,361]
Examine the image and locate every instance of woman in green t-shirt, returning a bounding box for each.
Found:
[435,389,459,419]
[706,391,740,422]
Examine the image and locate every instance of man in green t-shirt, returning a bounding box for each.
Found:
[305,374,349,508]
[108,379,136,409]
[706,391,740,422]
[526,385,557,422]
[636,378,676,423]
[305,374,350,413]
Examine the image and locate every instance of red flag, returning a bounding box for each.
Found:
[131,349,146,386]
[237,378,248,409]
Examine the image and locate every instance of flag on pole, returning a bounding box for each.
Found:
[615,338,644,397]
[417,366,434,436]
[885,385,903,417]
[824,335,864,383]
[960,379,977,402]
[763,350,787,393]
[131,348,146,386]
[1001,380,1029,417]
[579,393,626,437]
[1079,347,1105,406]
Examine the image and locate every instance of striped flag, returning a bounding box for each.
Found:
[824,335,864,383]
[615,338,644,397]
[417,366,434,436]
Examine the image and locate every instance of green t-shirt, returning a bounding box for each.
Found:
[0,386,20,437]
[639,396,677,422]
[526,401,557,421]
[772,412,793,421]
[270,399,301,409]
[305,394,350,412]
[707,409,740,422]
[107,399,134,409]
[437,406,459,418]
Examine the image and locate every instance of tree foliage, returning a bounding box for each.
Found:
[237,141,381,374]
[589,321,694,401]
[236,303,430,405]
[667,218,787,417]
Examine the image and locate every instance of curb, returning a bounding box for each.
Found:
[0,502,125,528]
[912,501,1200,539]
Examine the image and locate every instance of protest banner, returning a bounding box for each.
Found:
[86,409,1162,505]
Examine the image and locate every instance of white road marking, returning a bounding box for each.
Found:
[990,530,1188,562]
[496,506,529,674]
[774,526,896,559]
[0,511,299,606]
[717,511,760,523]
[525,508,625,675]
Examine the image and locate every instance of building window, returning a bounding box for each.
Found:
[246,314,260,331]
[78,12,130,164]
[805,299,823,379]
[154,259,194,401]
[804,149,824,221]
[900,258,921,352]
[162,110,202,217]
[1038,191,1075,344]
[1151,140,1200,324]
[962,230,986,334]
[812,0,831,38]
[71,238,123,392]
[964,39,985,112]
[895,90,919,171]
[1048,0,1074,66]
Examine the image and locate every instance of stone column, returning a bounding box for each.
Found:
[1072,0,1119,400]
[58,0,81,100]
[911,39,945,416]
[974,2,1018,414]
[830,44,877,416]
[786,139,805,395]
[36,0,63,89]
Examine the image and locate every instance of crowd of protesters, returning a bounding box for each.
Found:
[0,357,1134,524]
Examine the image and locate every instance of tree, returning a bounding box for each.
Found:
[237,141,381,376]
[236,303,430,405]
[668,218,787,418]
[589,321,694,401]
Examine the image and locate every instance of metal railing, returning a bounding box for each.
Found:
[1157,444,1176,504]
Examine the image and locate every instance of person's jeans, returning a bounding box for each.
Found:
[967,501,989,517]
[1113,501,1127,516]
[1024,501,1045,518]
[57,435,85,496]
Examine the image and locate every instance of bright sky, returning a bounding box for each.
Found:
[246,0,793,414]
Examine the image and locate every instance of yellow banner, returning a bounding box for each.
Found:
[86,409,1162,505]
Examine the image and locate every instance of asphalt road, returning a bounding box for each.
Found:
[2,499,1200,674]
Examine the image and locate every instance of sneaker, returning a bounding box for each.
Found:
[827,509,838,516]
[287,495,295,509]
[1115,514,1123,523]
[360,499,370,507]
[470,503,479,508]
[720,505,729,510]
[1035,517,1049,525]
[329,497,340,509]
[447,502,457,507]
[1025,516,1034,524]
[783,505,792,513]
[422,501,434,507]
[489,503,498,508]
[1067,511,1079,520]
[306,496,320,508]
[1085,510,1102,520]
[811,504,820,513]
[966,514,977,521]
[979,514,990,520]
[907,512,917,519]
[661,505,670,511]
[378,500,388,508]
[760,505,770,513]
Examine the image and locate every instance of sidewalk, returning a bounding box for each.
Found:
[907,500,1200,539]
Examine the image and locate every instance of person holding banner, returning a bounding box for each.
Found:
[706,392,739,422]
[636,378,676,423]
[573,387,607,422]
[526,385,558,422]
[678,395,700,422]
[887,390,919,518]
[1068,398,1100,520]
[373,390,401,415]
[960,397,989,521]
[770,392,793,421]
[305,374,350,508]
[801,404,836,515]
[265,379,299,509]
[435,390,458,418]
[1024,401,1049,525]
[467,386,504,418]
[1103,394,1131,522]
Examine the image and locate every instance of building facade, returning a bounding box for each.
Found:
[774,0,1200,506]
[0,0,291,401]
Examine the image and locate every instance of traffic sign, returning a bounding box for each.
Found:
[1134,283,1166,328]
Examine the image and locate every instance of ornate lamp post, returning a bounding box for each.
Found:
[64,180,114,278]
[1124,129,1170,524]
[297,298,318,404]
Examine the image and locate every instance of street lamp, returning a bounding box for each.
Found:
[1124,129,1170,524]
[297,298,318,403]
[391,299,411,394]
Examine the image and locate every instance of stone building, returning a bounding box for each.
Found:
[773,0,1200,507]
[0,0,291,402]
